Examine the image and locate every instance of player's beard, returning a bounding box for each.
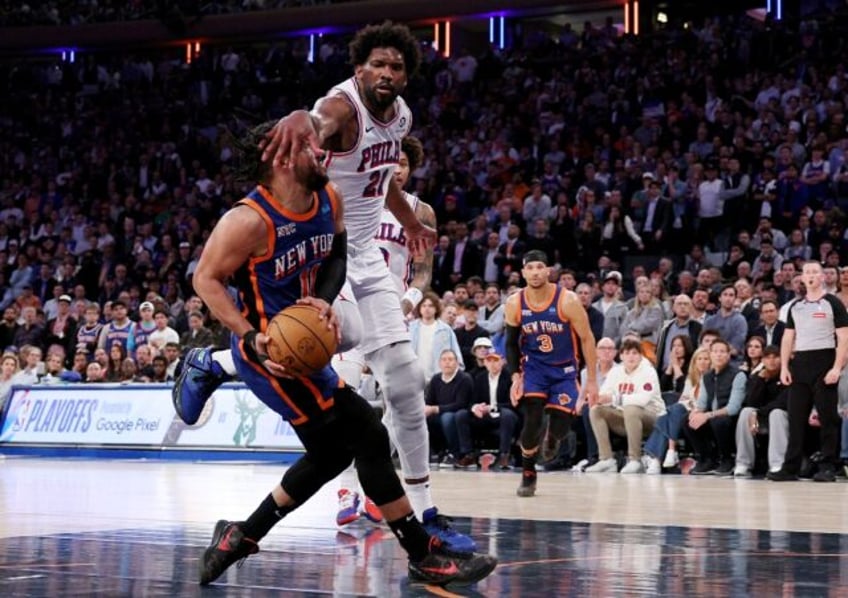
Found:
[364,84,397,111]
[305,169,330,192]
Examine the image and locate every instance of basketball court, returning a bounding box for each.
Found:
[1,457,847,596]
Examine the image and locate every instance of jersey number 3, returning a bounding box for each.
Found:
[538,334,554,353]
[363,170,389,198]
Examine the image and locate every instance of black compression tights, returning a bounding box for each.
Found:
[520,398,574,454]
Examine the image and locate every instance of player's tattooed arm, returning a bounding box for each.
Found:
[402,201,436,316]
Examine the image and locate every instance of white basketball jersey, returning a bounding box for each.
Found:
[325,77,413,249]
[375,191,417,294]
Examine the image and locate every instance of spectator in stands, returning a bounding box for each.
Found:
[85,361,104,383]
[586,339,665,474]
[0,352,20,410]
[163,342,180,380]
[132,301,157,350]
[14,306,45,350]
[574,337,618,471]
[71,350,88,379]
[180,310,215,351]
[44,294,76,360]
[40,350,81,384]
[643,346,712,473]
[621,282,664,363]
[120,358,140,383]
[593,271,627,347]
[740,336,766,374]
[409,292,464,381]
[0,306,19,351]
[456,351,519,471]
[704,284,748,361]
[453,300,490,369]
[685,339,747,476]
[105,342,127,382]
[734,345,787,477]
[96,299,136,355]
[13,345,41,386]
[425,349,473,467]
[75,304,103,357]
[150,355,168,383]
[148,309,179,352]
[466,337,494,378]
[656,294,702,372]
[660,335,694,393]
[478,284,504,336]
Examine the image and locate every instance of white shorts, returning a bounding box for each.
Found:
[338,245,408,355]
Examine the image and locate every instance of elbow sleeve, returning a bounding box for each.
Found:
[505,324,521,375]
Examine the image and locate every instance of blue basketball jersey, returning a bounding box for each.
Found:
[230,184,341,425]
[233,185,338,332]
[519,285,579,379]
[102,320,136,354]
[76,322,102,355]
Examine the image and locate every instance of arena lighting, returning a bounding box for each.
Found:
[624,2,629,34]
[61,51,66,61]
[185,43,192,64]
[433,22,439,52]
[499,16,505,50]
[70,50,75,63]
[194,41,200,54]
[633,1,639,35]
[445,21,451,57]
[489,16,494,44]
[308,34,315,63]
[657,11,668,23]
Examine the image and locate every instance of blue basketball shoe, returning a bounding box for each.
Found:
[421,507,477,555]
[173,347,232,425]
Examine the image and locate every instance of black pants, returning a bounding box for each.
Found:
[783,350,840,473]
[282,386,404,507]
[683,413,737,462]
[456,407,520,455]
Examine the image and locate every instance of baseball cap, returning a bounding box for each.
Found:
[58,294,72,303]
[472,337,494,350]
[642,172,655,180]
[139,301,155,312]
[603,271,623,284]
[179,241,191,249]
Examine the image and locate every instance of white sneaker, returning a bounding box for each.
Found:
[620,459,644,474]
[645,457,662,475]
[585,458,618,473]
[570,458,589,473]
[663,450,680,469]
[733,465,752,478]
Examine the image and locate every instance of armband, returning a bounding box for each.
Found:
[402,287,424,310]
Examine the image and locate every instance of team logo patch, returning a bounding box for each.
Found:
[643,383,653,391]
[557,393,572,406]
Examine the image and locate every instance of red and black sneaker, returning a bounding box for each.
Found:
[199,520,259,585]
[516,470,537,497]
[408,539,497,587]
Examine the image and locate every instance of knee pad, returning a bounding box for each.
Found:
[334,297,363,353]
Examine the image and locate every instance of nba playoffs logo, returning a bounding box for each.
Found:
[10,391,33,432]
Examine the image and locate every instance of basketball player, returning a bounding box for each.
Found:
[505,250,599,497]
[186,121,495,587]
[333,135,434,526]
[174,22,473,553]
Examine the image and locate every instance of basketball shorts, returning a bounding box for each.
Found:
[523,366,581,414]
[338,244,409,355]
[231,334,342,427]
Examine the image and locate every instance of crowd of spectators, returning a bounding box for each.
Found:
[0,0,344,27]
[1,6,848,477]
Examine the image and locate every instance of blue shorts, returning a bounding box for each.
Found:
[232,336,341,426]
[523,366,580,414]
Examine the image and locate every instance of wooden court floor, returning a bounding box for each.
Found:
[1,458,847,596]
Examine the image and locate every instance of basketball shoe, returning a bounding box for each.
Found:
[199,520,259,585]
[408,539,497,586]
[336,489,361,526]
[173,347,232,425]
[421,508,477,555]
[361,495,383,523]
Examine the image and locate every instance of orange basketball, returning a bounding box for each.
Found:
[265,304,338,377]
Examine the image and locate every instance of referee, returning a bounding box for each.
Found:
[770,261,848,482]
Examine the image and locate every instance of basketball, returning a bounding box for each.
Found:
[265,304,338,376]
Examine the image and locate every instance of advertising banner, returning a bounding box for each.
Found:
[0,384,303,451]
